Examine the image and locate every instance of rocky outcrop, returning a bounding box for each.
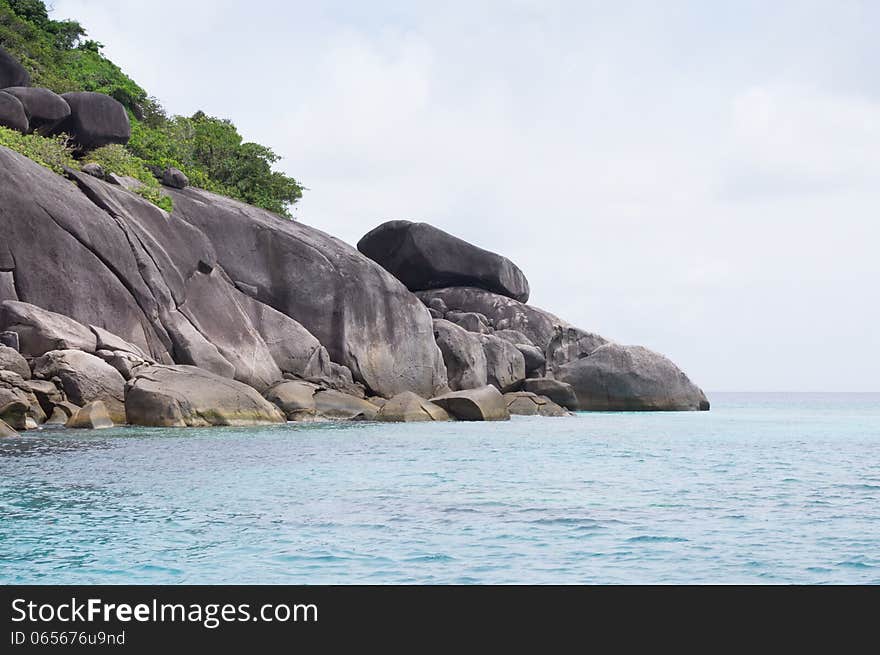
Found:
[554,344,710,411]
[0,46,29,89]
[0,90,28,133]
[1,87,70,133]
[125,365,285,427]
[357,220,530,302]
[56,92,131,150]
[166,187,447,399]
[432,319,486,391]
[376,391,450,422]
[430,385,510,421]
[31,350,127,423]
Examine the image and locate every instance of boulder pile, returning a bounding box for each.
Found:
[0,46,709,434]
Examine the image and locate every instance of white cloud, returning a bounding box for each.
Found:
[50,0,880,390]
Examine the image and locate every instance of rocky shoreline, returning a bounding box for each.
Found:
[0,46,707,435]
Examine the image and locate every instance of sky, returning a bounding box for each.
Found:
[52,0,880,392]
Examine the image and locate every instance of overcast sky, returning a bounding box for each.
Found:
[53,0,879,391]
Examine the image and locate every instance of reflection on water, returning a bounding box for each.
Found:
[1,393,879,584]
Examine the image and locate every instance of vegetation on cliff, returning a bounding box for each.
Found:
[0,0,303,217]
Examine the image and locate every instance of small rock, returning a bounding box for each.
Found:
[81,163,106,179]
[66,400,114,429]
[0,400,28,430]
[45,406,69,425]
[0,331,19,351]
[161,167,189,189]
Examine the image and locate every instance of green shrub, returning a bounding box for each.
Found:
[0,126,76,173]
[82,144,173,212]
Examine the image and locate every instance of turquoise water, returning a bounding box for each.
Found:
[1,393,879,584]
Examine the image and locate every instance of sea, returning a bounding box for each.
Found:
[1,392,878,584]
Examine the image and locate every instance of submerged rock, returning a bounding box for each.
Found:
[430,385,510,421]
[376,391,450,422]
[358,220,530,302]
[125,365,285,427]
[554,343,710,411]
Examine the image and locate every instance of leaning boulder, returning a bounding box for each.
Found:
[313,389,378,421]
[56,92,131,150]
[432,319,487,391]
[521,378,578,410]
[430,385,510,421]
[0,301,97,356]
[1,87,70,133]
[66,400,114,429]
[554,343,710,411]
[358,220,530,302]
[478,333,525,392]
[125,365,285,427]
[0,91,28,133]
[0,344,30,379]
[31,350,126,423]
[264,380,318,421]
[376,391,450,422]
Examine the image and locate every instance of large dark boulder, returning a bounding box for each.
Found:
[358,220,531,302]
[432,319,487,391]
[0,47,29,89]
[554,343,710,411]
[56,92,130,150]
[167,187,447,398]
[125,365,285,427]
[0,91,28,133]
[1,87,69,133]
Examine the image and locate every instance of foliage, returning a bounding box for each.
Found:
[0,0,303,217]
[82,144,173,212]
[0,126,76,173]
